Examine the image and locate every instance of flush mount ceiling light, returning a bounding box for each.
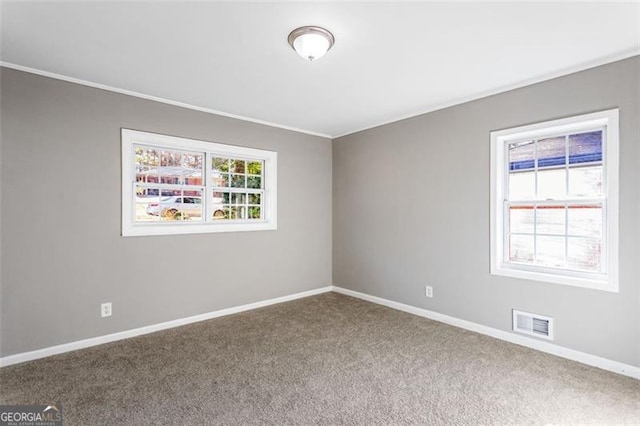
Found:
[288,26,335,62]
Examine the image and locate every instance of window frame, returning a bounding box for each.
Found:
[490,109,619,292]
[122,129,277,237]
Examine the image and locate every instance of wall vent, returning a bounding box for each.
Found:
[512,309,554,340]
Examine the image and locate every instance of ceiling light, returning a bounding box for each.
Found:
[288,26,335,62]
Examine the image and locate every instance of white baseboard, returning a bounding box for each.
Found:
[4,284,638,380]
[332,286,640,380]
[0,286,332,368]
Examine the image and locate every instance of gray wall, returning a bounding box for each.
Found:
[2,57,638,367]
[0,68,332,357]
[333,57,640,367]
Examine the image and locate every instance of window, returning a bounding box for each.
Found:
[122,129,277,236]
[490,110,619,291]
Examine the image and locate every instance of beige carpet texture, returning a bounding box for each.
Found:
[1,292,639,425]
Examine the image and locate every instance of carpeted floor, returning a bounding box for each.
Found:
[1,292,639,425]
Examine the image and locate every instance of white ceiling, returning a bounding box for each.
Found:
[2,1,639,138]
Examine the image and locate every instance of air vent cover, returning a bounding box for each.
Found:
[512,309,554,340]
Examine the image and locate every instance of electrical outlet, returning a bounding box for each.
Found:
[425,286,433,298]
[101,302,112,318]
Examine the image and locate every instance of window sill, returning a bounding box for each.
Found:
[491,264,617,293]
[122,220,277,237]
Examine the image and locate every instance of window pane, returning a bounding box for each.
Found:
[182,151,203,170]
[231,159,245,174]
[231,193,246,204]
[158,149,203,186]
[159,167,202,186]
[135,147,159,166]
[509,206,534,234]
[536,236,565,268]
[215,206,231,220]
[135,186,160,222]
[536,205,565,235]
[247,176,262,189]
[214,192,230,204]
[567,205,602,237]
[567,237,601,272]
[568,165,602,197]
[159,171,180,185]
[231,174,246,188]
[249,193,261,205]
[569,131,602,165]
[137,187,182,220]
[212,173,229,188]
[509,171,535,200]
[136,166,157,183]
[537,168,566,200]
[247,161,262,176]
[136,187,159,197]
[180,191,203,221]
[212,191,225,203]
[212,158,229,173]
[509,140,535,171]
[230,206,246,220]
[211,190,226,219]
[248,206,261,219]
[159,196,178,220]
[211,158,230,187]
[510,235,534,263]
[212,205,226,219]
[158,190,203,221]
[161,150,182,167]
[537,136,566,168]
[151,188,179,197]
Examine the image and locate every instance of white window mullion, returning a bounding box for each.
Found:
[600,199,608,274]
[205,152,212,223]
[564,134,569,268]
[503,143,510,265]
[503,200,510,263]
[532,138,538,265]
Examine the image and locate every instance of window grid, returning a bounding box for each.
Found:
[490,109,618,291]
[135,146,204,186]
[504,128,606,274]
[123,129,277,236]
[133,144,205,223]
[209,153,265,221]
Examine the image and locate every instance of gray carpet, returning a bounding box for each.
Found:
[1,292,639,425]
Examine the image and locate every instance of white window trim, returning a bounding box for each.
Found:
[490,109,619,292]
[122,129,277,237]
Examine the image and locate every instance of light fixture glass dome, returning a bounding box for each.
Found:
[288,26,335,61]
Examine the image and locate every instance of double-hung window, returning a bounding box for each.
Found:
[122,129,277,236]
[490,110,619,291]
